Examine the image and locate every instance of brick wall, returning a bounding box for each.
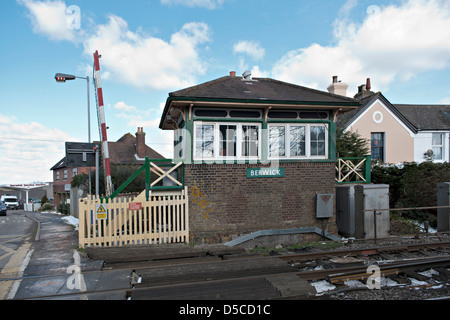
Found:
[184,162,337,244]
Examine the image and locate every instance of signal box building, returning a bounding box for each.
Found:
[159,72,359,244]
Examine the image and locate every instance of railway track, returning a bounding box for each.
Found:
[7,240,450,300]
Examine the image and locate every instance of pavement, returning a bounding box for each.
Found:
[6,211,132,300]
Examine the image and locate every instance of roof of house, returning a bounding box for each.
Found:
[161,74,360,129]
[337,92,450,133]
[169,76,359,103]
[50,132,164,170]
[106,132,164,165]
[393,104,450,131]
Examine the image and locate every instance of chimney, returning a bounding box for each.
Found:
[327,76,348,97]
[136,127,146,159]
[229,71,236,77]
[354,78,374,100]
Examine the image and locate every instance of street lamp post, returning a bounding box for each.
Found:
[55,73,92,194]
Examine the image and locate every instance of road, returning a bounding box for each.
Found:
[0,210,36,299]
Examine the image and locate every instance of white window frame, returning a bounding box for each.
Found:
[268,123,328,160]
[193,121,262,161]
[432,133,445,161]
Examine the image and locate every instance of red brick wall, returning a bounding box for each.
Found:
[52,166,91,206]
[185,162,337,244]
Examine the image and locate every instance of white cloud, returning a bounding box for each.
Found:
[437,97,450,104]
[113,101,161,130]
[18,0,81,42]
[0,115,76,183]
[161,0,225,10]
[20,1,211,91]
[83,16,211,90]
[250,66,270,78]
[233,40,266,61]
[113,101,138,113]
[273,0,450,96]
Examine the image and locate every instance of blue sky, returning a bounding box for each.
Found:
[1,0,450,184]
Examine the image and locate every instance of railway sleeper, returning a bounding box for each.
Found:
[404,270,431,282]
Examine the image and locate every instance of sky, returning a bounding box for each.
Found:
[1,0,450,184]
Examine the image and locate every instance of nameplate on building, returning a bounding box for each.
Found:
[246,168,285,178]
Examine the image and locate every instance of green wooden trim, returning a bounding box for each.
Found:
[194,118,264,123]
[266,119,331,124]
[191,159,335,165]
[329,121,337,161]
[364,155,372,183]
[102,157,185,202]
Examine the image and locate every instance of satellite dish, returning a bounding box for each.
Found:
[242,70,252,80]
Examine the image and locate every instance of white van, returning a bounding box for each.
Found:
[1,195,19,210]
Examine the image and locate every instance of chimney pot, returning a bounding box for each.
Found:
[332,76,338,83]
[366,78,371,91]
[230,71,236,77]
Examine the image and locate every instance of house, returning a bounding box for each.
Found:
[338,81,450,164]
[50,127,164,208]
[159,71,360,244]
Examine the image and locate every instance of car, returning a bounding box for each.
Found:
[0,203,7,216]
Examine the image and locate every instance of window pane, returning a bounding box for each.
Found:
[269,126,285,156]
[290,126,305,156]
[432,147,443,160]
[195,124,214,157]
[194,109,227,117]
[310,126,326,156]
[242,125,259,157]
[229,110,261,118]
[317,142,326,155]
[433,133,443,146]
[219,125,237,157]
[299,112,328,120]
[268,111,298,119]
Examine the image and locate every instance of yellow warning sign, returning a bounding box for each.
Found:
[95,204,108,220]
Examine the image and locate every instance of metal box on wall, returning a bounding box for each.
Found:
[316,193,334,218]
[437,182,450,232]
[354,184,390,239]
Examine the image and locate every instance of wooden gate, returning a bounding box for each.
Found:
[78,187,189,247]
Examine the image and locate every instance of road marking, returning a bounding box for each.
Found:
[0,242,33,300]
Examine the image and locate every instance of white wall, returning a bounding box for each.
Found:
[414,131,450,163]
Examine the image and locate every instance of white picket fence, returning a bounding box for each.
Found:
[78,187,189,247]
